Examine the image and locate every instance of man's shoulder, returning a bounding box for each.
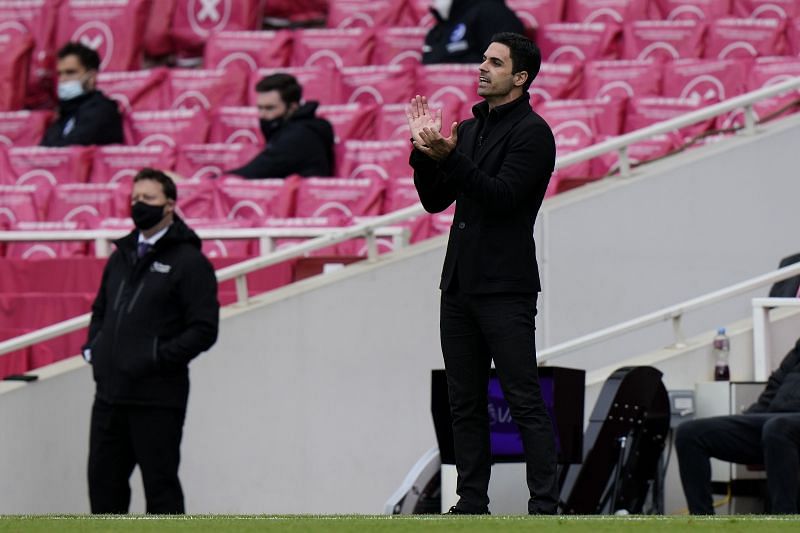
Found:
[84,91,121,114]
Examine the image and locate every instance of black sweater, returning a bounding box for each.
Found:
[746,338,800,413]
[40,90,124,147]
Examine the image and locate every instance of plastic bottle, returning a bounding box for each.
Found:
[713,327,730,381]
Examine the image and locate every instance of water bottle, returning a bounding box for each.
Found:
[713,327,730,381]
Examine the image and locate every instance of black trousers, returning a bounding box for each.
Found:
[88,398,187,514]
[675,413,800,514]
[440,290,558,514]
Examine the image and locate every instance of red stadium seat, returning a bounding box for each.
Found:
[95,68,169,113]
[168,68,248,111]
[654,0,732,21]
[0,185,42,226]
[295,177,385,217]
[0,111,53,147]
[376,104,412,141]
[338,140,410,181]
[734,0,800,20]
[184,217,255,259]
[406,0,437,27]
[175,178,223,220]
[56,0,150,71]
[5,221,86,259]
[625,96,712,139]
[530,62,583,105]
[506,0,567,38]
[292,28,375,69]
[416,64,481,122]
[382,177,430,243]
[249,66,343,106]
[216,176,296,220]
[749,57,800,120]
[538,22,621,63]
[0,30,33,111]
[565,0,654,23]
[46,183,131,227]
[174,143,261,180]
[143,0,177,57]
[2,146,94,187]
[663,58,747,102]
[126,108,210,148]
[204,30,293,76]
[623,20,707,62]
[209,107,261,145]
[317,103,378,143]
[539,97,626,138]
[326,0,397,28]
[171,0,261,58]
[91,145,177,184]
[373,27,427,67]
[582,59,663,100]
[705,17,786,60]
[592,133,676,177]
[340,65,416,105]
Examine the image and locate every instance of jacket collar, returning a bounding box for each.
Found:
[466,94,532,165]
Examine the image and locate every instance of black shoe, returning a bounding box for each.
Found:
[445,505,490,515]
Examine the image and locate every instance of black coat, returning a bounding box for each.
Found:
[40,90,124,147]
[422,0,525,64]
[85,217,219,408]
[746,338,800,413]
[229,102,335,179]
[768,253,800,298]
[411,94,555,294]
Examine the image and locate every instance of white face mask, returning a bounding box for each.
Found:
[432,0,454,19]
[57,79,86,101]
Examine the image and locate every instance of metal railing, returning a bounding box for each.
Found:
[752,297,800,381]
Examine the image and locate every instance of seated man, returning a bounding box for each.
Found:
[228,73,334,179]
[41,42,123,147]
[768,253,800,298]
[675,339,800,514]
[422,0,525,64]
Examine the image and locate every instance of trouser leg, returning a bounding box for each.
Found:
[88,398,136,514]
[761,414,800,514]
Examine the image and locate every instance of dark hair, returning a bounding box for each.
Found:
[56,42,101,71]
[490,32,541,92]
[255,73,303,106]
[133,168,177,201]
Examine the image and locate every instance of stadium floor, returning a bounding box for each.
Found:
[1,516,800,532]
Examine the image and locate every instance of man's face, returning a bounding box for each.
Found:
[131,179,174,216]
[56,54,96,90]
[256,90,289,121]
[477,42,522,99]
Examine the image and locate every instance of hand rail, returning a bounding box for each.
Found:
[751,297,800,381]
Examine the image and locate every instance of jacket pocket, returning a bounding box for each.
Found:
[89,332,109,381]
[118,333,159,379]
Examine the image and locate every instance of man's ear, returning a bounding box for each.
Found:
[287,102,300,117]
[85,69,98,90]
[514,71,529,89]
[165,198,176,216]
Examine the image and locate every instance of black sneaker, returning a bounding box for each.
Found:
[445,506,490,515]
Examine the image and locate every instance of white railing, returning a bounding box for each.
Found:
[537,262,800,366]
[752,297,800,381]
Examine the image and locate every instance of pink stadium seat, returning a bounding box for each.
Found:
[416,64,481,123]
[376,103,412,141]
[790,17,800,55]
[184,218,254,259]
[0,185,42,226]
[295,177,385,218]
[45,183,131,227]
[209,107,261,145]
[340,65,416,105]
[168,68,248,111]
[663,58,747,102]
[175,178,223,219]
[171,0,261,57]
[143,0,177,57]
[623,20,707,62]
[317,103,378,143]
[249,66,343,106]
[705,18,786,60]
[326,0,397,28]
[0,111,53,147]
[174,143,261,180]
[506,0,567,38]
[530,62,583,105]
[592,133,676,177]
[0,0,60,108]
[625,96,712,139]
[654,0,732,21]
[373,27,427,66]
[0,30,33,111]
[338,140,410,181]
[539,97,627,138]
[429,213,455,237]
[56,0,150,71]
[566,0,655,23]
[90,145,176,184]
[538,22,621,63]
[5,221,86,259]
[263,216,349,257]
[747,56,800,121]
[582,59,663,100]
[126,108,210,148]
[263,0,329,23]
[1,146,94,187]
[216,176,295,220]
[382,177,430,243]
[291,28,375,69]
[204,30,293,76]
[734,0,800,20]
[95,68,169,113]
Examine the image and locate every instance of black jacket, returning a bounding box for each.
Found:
[746,338,800,413]
[768,253,800,298]
[411,94,555,294]
[229,102,335,179]
[422,0,525,64]
[40,90,124,147]
[85,217,219,408]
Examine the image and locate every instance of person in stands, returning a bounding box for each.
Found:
[40,42,123,147]
[228,73,335,179]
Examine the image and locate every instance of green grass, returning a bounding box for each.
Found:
[1,516,799,533]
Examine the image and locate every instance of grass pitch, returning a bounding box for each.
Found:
[1,516,799,532]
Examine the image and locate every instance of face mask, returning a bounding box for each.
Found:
[432,0,453,19]
[131,201,166,231]
[260,118,284,140]
[57,79,86,101]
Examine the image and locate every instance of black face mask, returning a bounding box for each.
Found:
[260,117,284,140]
[131,201,166,231]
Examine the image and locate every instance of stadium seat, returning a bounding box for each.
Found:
[263,216,349,257]
[662,58,747,102]
[376,103,412,141]
[704,17,786,60]
[142,0,177,57]
[95,68,170,113]
[175,178,224,220]
[538,22,621,63]
[0,111,53,147]
[734,0,800,20]
[168,68,248,111]
[317,103,378,143]
[249,66,343,106]
[623,20,707,62]
[263,0,329,24]
[565,0,655,23]
[1,146,94,187]
[295,177,385,218]
[338,140,410,181]
[530,62,584,105]
[5,221,86,259]
[90,145,177,184]
[653,0,732,21]
[340,65,416,106]
[748,56,800,121]
[55,0,150,71]
[582,59,663,99]
[0,185,42,225]
[291,28,375,69]
[45,183,131,227]
[0,31,33,111]
[405,0,437,27]
[539,97,627,138]
[788,17,800,55]
[506,0,567,39]
[382,177,430,243]
[625,96,712,139]
[171,0,262,58]
[592,133,677,177]
[126,108,210,148]
[209,107,261,145]
[373,27,427,66]
[174,143,261,180]
[216,176,296,220]
[326,0,398,28]
[184,217,255,259]
[416,64,482,122]
[204,30,293,76]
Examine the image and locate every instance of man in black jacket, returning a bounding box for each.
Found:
[228,73,335,179]
[84,168,219,514]
[40,42,123,147]
[422,0,525,64]
[408,33,557,515]
[676,341,800,514]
